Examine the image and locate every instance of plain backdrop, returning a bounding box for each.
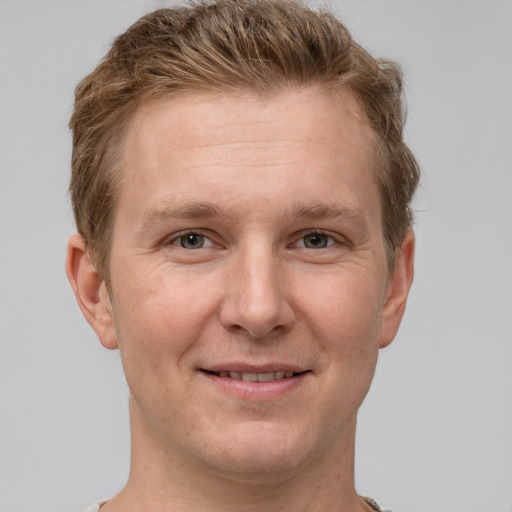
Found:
[1,1,511,511]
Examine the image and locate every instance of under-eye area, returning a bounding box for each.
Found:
[201,369,310,382]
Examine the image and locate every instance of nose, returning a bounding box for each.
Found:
[219,245,295,339]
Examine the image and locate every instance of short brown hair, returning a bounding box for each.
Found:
[69,0,420,280]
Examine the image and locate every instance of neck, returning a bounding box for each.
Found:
[103,399,367,512]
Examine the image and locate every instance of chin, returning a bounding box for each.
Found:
[197,421,322,481]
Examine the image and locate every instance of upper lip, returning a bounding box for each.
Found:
[201,363,309,373]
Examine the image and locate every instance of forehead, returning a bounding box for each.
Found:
[127,87,373,152]
[118,87,379,225]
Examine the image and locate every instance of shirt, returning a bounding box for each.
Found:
[83,497,394,511]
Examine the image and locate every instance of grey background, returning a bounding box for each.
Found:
[1,1,511,511]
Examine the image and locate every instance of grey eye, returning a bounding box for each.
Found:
[303,233,329,248]
[179,233,205,249]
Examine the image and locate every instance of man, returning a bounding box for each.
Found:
[66,1,419,511]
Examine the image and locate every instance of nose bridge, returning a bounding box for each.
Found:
[220,241,293,338]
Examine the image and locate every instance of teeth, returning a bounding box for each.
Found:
[217,371,298,381]
[257,372,275,382]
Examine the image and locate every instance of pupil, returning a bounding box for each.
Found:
[181,234,203,249]
[305,234,327,248]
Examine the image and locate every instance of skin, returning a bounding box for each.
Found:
[67,87,414,512]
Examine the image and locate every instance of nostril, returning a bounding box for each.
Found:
[218,272,296,338]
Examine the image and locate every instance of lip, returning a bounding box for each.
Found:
[202,362,308,373]
[199,363,311,400]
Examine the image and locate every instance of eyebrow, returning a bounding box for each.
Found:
[291,203,366,221]
[137,200,370,233]
[137,200,229,234]
[291,202,371,234]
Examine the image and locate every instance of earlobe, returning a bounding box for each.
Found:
[379,230,415,348]
[65,234,118,350]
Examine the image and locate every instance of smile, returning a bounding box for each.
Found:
[199,367,310,399]
[203,370,304,382]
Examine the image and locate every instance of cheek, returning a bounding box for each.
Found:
[290,273,383,444]
[300,270,384,401]
[302,271,384,352]
[111,263,222,370]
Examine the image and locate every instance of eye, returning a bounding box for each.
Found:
[175,233,213,249]
[299,232,335,249]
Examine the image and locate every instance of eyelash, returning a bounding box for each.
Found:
[164,229,342,251]
[166,230,216,250]
[292,230,338,249]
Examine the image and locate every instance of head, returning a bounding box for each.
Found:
[66,0,419,487]
[69,0,419,283]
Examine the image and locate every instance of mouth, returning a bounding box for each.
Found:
[201,369,307,382]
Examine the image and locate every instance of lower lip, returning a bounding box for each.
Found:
[200,371,308,400]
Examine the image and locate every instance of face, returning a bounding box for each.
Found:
[70,88,413,480]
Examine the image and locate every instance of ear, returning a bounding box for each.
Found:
[379,229,415,349]
[65,234,118,350]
